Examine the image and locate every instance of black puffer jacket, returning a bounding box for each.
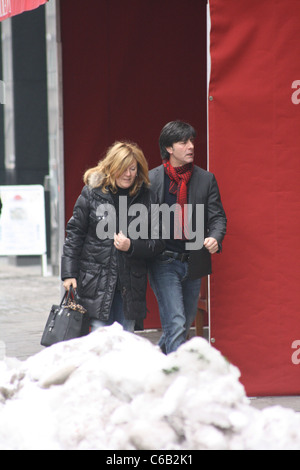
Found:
[61,184,164,321]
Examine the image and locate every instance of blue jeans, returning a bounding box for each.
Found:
[149,257,201,354]
[90,290,135,333]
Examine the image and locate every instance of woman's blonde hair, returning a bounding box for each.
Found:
[83,141,150,196]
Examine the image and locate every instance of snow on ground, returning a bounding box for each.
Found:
[0,323,300,450]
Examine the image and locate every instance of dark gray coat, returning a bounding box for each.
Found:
[61,184,164,321]
[149,165,227,279]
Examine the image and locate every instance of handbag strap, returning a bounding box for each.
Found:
[60,285,87,314]
[60,285,78,307]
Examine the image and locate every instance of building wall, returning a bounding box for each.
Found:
[0,7,50,254]
[12,7,49,186]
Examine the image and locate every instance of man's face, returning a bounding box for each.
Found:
[166,138,195,167]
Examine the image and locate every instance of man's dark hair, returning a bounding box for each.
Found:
[159,120,197,160]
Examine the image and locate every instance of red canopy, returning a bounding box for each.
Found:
[0,0,48,21]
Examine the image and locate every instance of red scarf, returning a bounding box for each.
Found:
[163,159,194,240]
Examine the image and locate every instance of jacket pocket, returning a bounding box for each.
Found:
[78,266,102,299]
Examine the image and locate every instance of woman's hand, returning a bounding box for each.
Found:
[114,230,131,252]
[63,278,78,291]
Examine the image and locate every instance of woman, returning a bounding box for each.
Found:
[61,141,164,333]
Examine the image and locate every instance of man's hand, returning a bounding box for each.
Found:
[204,237,219,254]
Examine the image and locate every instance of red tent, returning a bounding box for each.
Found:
[0,0,47,21]
[209,0,300,396]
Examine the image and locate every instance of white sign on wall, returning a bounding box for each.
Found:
[0,185,47,274]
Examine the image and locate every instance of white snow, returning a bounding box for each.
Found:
[0,323,300,450]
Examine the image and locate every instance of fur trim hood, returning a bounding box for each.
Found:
[86,171,105,189]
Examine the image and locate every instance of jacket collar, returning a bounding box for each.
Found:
[187,166,200,205]
[154,165,165,203]
[91,186,113,202]
[91,183,145,203]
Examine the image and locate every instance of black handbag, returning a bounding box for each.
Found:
[41,286,89,347]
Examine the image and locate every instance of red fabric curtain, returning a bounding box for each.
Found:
[0,0,47,21]
[209,0,300,396]
[60,0,207,329]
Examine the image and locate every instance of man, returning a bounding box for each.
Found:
[149,120,227,354]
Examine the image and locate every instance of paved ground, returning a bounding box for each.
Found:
[0,259,59,360]
[1,258,300,413]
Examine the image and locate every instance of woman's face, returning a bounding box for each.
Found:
[116,161,138,189]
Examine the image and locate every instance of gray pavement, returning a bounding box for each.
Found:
[0,258,300,413]
[0,258,60,360]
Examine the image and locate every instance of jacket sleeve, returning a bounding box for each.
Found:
[61,186,91,280]
[207,174,227,249]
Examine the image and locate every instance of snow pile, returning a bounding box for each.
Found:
[0,323,300,450]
